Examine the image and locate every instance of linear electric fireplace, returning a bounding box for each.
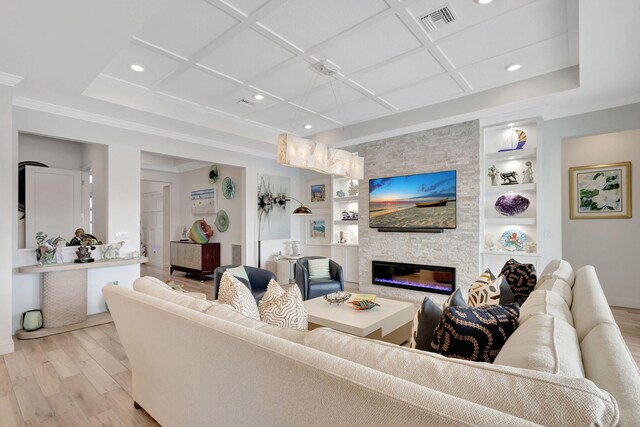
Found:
[372,261,455,295]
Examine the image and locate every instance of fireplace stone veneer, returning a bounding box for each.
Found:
[372,261,455,295]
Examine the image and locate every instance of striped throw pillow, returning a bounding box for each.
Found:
[308,258,331,279]
[218,272,260,320]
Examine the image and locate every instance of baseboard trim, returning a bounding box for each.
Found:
[608,297,640,310]
[0,339,15,356]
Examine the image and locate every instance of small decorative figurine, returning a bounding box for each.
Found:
[522,161,534,184]
[487,165,500,186]
[291,241,300,256]
[348,181,359,197]
[336,190,345,198]
[75,237,96,263]
[102,241,124,260]
[500,171,518,185]
[338,231,347,244]
[67,228,102,246]
[35,233,65,265]
[341,210,358,221]
[499,128,527,152]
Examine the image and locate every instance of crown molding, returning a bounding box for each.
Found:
[0,72,24,87]
[12,96,276,160]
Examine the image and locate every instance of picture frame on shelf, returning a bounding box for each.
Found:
[305,215,331,246]
[307,179,330,208]
[569,162,632,219]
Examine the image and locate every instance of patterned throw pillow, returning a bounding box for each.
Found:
[430,304,520,363]
[308,258,331,279]
[468,269,514,307]
[258,279,285,319]
[218,272,260,320]
[260,283,308,330]
[410,291,466,351]
[500,259,537,305]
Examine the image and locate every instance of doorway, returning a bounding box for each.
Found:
[141,181,171,268]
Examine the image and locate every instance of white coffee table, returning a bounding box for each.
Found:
[303,295,415,345]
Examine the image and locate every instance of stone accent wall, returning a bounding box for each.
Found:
[356,120,480,305]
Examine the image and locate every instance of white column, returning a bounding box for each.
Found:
[107,144,141,255]
[0,74,21,355]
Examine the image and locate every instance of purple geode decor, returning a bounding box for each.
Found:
[494,194,530,216]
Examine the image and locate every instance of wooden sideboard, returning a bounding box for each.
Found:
[170,241,220,278]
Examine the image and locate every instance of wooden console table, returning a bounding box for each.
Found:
[17,257,148,339]
[170,241,220,278]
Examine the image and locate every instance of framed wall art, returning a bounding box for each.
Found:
[569,161,631,219]
[307,179,330,208]
[305,215,330,245]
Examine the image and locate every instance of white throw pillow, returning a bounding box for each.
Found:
[218,272,260,320]
[260,282,308,330]
[308,258,331,279]
[467,270,512,307]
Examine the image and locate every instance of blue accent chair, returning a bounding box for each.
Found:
[213,265,276,303]
[295,256,344,300]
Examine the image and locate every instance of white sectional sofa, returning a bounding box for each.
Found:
[103,261,640,426]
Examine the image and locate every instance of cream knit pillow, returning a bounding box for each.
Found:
[259,281,308,330]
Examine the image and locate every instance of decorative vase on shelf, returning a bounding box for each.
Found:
[22,310,43,332]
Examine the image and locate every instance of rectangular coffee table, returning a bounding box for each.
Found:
[303,296,415,345]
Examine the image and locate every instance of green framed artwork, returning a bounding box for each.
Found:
[569,162,632,219]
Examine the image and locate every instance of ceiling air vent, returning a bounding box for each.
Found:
[237,98,254,107]
[419,5,456,32]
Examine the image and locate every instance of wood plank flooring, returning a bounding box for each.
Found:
[0,323,159,426]
[1,265,637,425]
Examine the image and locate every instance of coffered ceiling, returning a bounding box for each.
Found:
[3,0,639,157]
[87,0,577,137]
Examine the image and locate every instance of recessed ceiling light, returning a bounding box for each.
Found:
[475,0,493,4]
[505,64,521,72]
[130,64,145,73]
[304,124,313,129]
[253,94,264,101]
[507,123,515,127]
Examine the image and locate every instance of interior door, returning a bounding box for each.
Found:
[141,190,164,267]
[25,166,82,246]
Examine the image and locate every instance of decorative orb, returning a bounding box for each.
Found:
[189,219,214,244]
[22,310,43,332]
[494,194,530,216]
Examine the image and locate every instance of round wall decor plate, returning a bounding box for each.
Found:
[500,229,528,251]
[222,177,236,199]
[215,210,229,232]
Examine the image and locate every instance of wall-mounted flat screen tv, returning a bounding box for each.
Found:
[369,170,457,230]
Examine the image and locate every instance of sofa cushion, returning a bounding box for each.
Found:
[133,277,214,313]
[534,277,573,307]
[442,288,466,308]
[581,323,640,426]
[539,259,575,287]
[218,272,260,320]
[468,270,514,307]
[430,304,520,362]
[206,303,307,344]
[499,259,537,305]
[303,327,619,427]
[307,258,331,279]
[519,289,573,326]
[571,265,616,341]
[494,314,584,378]
[259,282,307,330]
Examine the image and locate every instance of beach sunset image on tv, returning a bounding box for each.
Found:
[369,170,457,229]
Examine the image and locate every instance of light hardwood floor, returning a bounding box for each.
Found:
[2,267,637,425]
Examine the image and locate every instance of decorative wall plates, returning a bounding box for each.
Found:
[215,210,229,232]
[222,177,236,199]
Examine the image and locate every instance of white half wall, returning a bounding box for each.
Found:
[0,85,15,355]
[562,129,640,308]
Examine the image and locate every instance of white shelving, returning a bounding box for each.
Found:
[480,119,542,273]
[330,175,360,285]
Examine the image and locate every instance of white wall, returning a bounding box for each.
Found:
[179,164,243,266]
[0,84,15,354]
[81,143,108,242]
[562,129,640,308]
[9,106,304,335]
[542,102,640,292]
